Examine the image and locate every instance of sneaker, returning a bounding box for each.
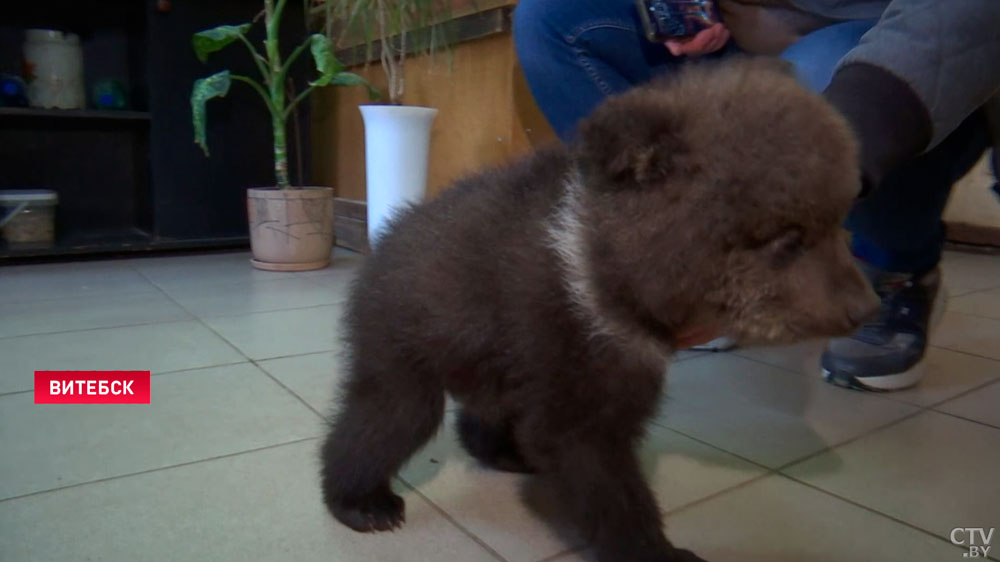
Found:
[821,263,945,391]
[689,336,738,352]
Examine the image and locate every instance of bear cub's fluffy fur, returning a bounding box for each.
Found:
[319,58,879,562]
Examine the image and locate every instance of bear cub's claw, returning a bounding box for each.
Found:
[329,487,405,533]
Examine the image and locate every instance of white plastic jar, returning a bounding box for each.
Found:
[23,29,85,109]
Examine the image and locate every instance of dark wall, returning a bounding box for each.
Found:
[148,0,311,240]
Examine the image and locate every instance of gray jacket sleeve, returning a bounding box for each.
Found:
[837,0,1000,148]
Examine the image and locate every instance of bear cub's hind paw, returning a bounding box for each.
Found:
[329,486,405,533]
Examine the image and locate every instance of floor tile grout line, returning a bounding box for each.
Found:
[133,267,318,419]
[431,461,763,561]
[533,545,589,562]
[128,276,309,294]
[776,472,980,557]
[134,265,342,424]
[133,267,259,363]
[0,265,164,306]
[637,423,800,518]
[183,300,349,322]
[920,376,1000,412]
[193,299,350,321]
[943,306,1000,322]
[656,403,927,479]
[670,352,709,364]
[725,351,903,410]
[130,259,350,321]
[149,359,250,377]
[254,348,342,363]
[395,478,511,562]
[124,265,307,287]
[946,281,1000,299]
[930,342,1000,364]
[134,261,362,475]
[0,286,163,307]
[772,407,928,473]
[123,249,358,313]
[730,344,1000,408]
[648,421,776,473]
[929,408,1000,432]
[651,359,1000,552]
[0,359,252,397]
[690,350,937,412]
[0,315,198,342]
[729,350,920,411]
[252,358,330,422]
[0,436,319,504]
[944,300,1000,321]
[153,281,352,319]
[662,470,775,517]
[927,344,1000,365]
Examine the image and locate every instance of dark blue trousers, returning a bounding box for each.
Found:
[514,0,991,273]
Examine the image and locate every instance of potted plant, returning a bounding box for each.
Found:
[320,0,451,243]
[191,0,377,271]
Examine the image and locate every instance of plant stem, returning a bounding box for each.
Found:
[231,74,276,114]
[265,0,290,188]
[237,34,270,83]
[375,0,401,104]
[278,36,311,88]
[398,19,407,102]
[273,0,290,27]
[284,84,316,120]
[288,77,305,185]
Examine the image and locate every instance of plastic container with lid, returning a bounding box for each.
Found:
[0,189,58,248]
[23,29,86,109]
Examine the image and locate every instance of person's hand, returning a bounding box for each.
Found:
[665,23,730,57]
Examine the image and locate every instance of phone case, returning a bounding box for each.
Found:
[635,0,720,41]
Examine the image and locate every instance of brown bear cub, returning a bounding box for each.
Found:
[320,58,879,562]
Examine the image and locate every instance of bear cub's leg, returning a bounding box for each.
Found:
[456,410,535,474]
[320,358,445,533]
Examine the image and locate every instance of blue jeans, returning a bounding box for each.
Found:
[514,0,991,273]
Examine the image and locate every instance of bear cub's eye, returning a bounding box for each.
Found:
[767,227,805,267]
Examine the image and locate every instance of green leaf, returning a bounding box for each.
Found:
[191,70,232,156]
[330,72,382,102]
[304,34,381,100]
[307,33,345,86]
[193,23,252,63]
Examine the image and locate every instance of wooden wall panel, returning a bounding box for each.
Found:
[310,30,557,202]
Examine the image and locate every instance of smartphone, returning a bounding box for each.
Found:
[635,0,721,41]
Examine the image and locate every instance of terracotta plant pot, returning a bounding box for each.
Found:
[247,187,334,271]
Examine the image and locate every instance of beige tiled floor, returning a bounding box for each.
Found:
[1,248,998,562]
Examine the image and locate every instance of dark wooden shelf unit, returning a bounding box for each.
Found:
[0,107,152,121]
[1,0,309,262]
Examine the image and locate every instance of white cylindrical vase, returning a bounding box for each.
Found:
[359,105,438,245]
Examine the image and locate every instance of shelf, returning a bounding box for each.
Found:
[0,228,249,261]
[0,107,151,121]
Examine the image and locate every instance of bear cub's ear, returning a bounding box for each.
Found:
[574,91,689,191]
